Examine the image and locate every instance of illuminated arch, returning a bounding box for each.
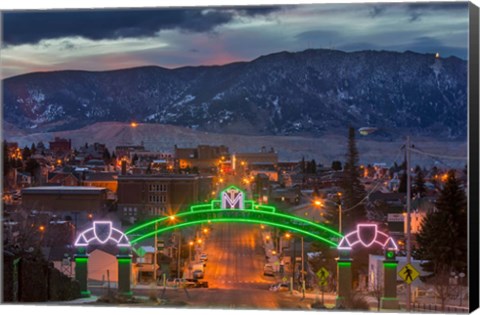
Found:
[75,221,131,247]
[129,218,339,247]
[337,223,398,251]
[125,185,343,247]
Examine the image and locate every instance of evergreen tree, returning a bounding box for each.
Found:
[416,170,467,276]
[300,157,306,174]
[398,172,407,193]
[414,169,427,197]
[340,127,366,231]
[30,143,36,155]
[22,146,31,160]
[310,159,317,174]
[132,153,139,166]
[103,148,111,163]
[3,140,11,176]
[25,158,40,177]
[331,160,342,171]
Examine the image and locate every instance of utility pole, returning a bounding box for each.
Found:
[338,203,342,234]
[301,236,305,299]
[177,231,181,279]
[406,136,412,311]
[292,237,296,282]
[153,221,158,284]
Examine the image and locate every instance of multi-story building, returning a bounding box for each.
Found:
[49,137,72,155]
[117,174,214,223]
[21,186,109,213]
[83,172,118,192]
[115,145,146,160]
[174,145,229,173]
[233,150,278,169]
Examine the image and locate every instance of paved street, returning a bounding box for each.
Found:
[114,223,313,310]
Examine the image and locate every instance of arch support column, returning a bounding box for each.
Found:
[381,259,399,309]
[117,254,133,296]
[336,250,352,307]
[74,252,90,297]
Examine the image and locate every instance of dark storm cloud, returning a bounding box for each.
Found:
[404,2,468,22]
[2,6,282,45]
[295,30,340,42]
[368,5,387,18]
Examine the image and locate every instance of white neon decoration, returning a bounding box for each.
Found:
[337,223,398,251]
[74,221,131,247]
[221,187,245,209]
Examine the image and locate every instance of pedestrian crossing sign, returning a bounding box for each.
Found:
[398,263,419,284]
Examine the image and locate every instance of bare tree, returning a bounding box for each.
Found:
[430,264,454,312]
[369,277,384,311]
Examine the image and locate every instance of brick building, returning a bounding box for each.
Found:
[49,137,72,155]
[174,145,229,173]
[21,186,109,213]
[117,174,214,223]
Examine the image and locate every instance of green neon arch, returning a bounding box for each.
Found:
[125,185,343,247]
[127,208,341,236]
[129,218,339,247]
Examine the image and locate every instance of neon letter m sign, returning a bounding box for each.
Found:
[222,188,244,209]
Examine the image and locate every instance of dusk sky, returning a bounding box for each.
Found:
[0,1,470,79]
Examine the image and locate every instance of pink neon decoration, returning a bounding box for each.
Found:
[337,223,398,251]
[93,221,113,244]
[74,220,131,247]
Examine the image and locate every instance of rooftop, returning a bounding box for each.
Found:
[22,186,107,195]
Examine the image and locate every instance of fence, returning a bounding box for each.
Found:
[412,302,469,313]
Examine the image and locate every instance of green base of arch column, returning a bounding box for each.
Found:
[381,297,400,309]
[117,255,132,297]
[336,257,352,308]
[75,254,89,297]
[117,291,133,297]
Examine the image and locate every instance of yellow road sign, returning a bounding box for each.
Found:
[316,267,329,286]
[398,263,419,284]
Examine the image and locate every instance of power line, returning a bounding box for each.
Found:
[341,146,404,213]
[409,147,466,161]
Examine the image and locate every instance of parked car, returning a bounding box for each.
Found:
[193,269,204,279]
[269,283,289,292]
[172,278,196,288]
[186,278,209,288]
[200,253,208,261]
[263,264,274,276]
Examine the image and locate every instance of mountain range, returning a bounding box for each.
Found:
[2,49,468,140]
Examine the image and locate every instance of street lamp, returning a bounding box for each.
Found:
[337,192,343,234]
[189,241,194,262]
[406,136,413,311]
